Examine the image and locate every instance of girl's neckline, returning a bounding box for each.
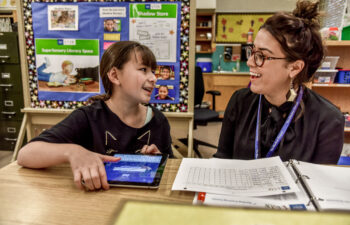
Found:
[102,100,153,129]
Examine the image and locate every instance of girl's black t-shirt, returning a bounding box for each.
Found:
[215,87,344,164]
[30,100,173,157]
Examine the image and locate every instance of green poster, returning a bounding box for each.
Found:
[129,4,177,18]
[35,39,99,55]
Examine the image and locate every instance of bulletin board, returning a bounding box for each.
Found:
[215,13,272,43]
[22,0,191,112]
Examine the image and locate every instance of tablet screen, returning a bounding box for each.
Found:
[105,154,167,187]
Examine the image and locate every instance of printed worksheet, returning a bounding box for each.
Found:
[129,3,178,62]
[172,157,300,196]
[192,163,313,211]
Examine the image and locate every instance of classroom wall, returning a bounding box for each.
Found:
[217,0,298,12]
[197,0,298,12]
[196,0,216,9]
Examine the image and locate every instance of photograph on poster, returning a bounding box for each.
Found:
[35,38,100,95]
[155,65,174,80]
[48,5,78,31]
[36,55,100,93]
[153,85,175,101]
[104,19,121,32]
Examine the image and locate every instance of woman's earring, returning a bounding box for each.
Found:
[286,80,297,102]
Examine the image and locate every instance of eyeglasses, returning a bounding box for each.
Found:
[246,46,287,67]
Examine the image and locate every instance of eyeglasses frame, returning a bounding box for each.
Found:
[246,46,287,67]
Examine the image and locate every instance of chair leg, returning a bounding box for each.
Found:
[194,138,218,149]
[193,142,202,158]
[178,137,216,158]
[12,113,28,162]
[171,145,184,159]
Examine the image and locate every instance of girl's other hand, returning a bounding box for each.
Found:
[140,144,161,155]
[67,147,120,191]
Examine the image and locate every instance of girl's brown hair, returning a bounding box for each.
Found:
[89,41,157,102]
[260,0,324,85]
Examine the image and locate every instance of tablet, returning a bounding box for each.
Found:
[104,154,168,189]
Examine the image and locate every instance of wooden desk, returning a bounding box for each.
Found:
[0,159,194,225]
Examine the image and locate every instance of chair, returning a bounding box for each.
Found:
[179,66,221,158]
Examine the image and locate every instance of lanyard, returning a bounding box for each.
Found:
[254,86,303,159]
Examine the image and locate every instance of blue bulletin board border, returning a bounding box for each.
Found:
[23,0,190,112]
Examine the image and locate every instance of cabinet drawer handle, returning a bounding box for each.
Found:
[0,84,13,87]
[4,138,17,142]
[0,56,10,59]
[2,111,16,115]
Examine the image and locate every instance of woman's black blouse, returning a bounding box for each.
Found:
[214,87,344,164]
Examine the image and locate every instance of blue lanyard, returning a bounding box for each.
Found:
[254,86,303,159]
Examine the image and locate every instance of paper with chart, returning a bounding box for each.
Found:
[295,161,350,211]
[192,164,313,211]
[172,157,300,197]
[129,3,178,62]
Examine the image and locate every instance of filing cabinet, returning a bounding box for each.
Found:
[0,32,24,151]
[0,33,19,64]
[0,120,21,150]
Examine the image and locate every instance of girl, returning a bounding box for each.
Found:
[215,0,344,164]
[17,41,173,191]
[155,85,174,100]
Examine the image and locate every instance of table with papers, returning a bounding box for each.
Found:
[1,157,349,225]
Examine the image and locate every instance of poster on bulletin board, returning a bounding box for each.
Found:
[24,0,189,112]
[216,13,273,43]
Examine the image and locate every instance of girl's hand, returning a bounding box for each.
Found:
[140,144,161,155]
[67,147,120,191]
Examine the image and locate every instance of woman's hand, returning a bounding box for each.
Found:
[67,147,120,191]
[140,144,161,155]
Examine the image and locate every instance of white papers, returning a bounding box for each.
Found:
[192,164,313,211]
[172,157,300,197]
[296,161,350,211]
[193,192,314,211]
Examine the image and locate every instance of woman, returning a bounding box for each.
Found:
[215,0,344,164]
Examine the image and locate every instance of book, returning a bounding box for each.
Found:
[289,160,350,211]
[172,157,350,211]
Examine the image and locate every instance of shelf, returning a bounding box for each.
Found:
[312,83,350,87]
[325,40,350,47]
[0,7,16,12]
[196,27,212,30]
[345,127,350,133]
[195,11,214,56]
[196,39,211,42]
[196,51,212,54]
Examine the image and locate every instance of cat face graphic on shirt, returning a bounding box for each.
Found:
[105,130,151,155]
